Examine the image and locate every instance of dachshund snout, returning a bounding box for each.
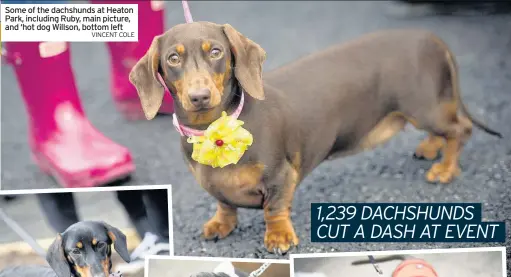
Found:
[189,88,211,108]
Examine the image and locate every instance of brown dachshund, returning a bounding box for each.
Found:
[129,22,501,254]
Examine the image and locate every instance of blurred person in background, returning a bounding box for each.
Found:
[3,0,173,188]
[2,0,173,272]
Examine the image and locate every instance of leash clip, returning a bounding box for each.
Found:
[368,255,384,275]
[248,262,272,277]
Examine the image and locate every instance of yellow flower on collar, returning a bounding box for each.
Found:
[187,111,253,168]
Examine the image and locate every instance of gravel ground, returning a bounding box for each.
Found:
[1,0,510,267]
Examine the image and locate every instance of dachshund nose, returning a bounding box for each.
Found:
[189,88,211,108]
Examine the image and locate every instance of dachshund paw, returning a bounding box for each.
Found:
[414,146,440,160]
[414,139,443,160]
[264,224,299,255]
[202,218,237,240]
[426,162,460,184]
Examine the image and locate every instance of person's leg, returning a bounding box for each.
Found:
[90,0,174,120]
[115,190,152,237]
[142,190,170,243]
[4,41,135,188]
[115,189,170,274]
[37,193,80,233]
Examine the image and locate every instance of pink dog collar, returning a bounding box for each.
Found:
[172,92,245,137]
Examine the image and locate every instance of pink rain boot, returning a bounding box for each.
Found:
[91,0,174,120]
[5,41,135,188]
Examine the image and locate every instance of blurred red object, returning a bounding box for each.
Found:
[392,258,438,277]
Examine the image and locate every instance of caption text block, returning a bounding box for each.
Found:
[311,203,506,243]
[1,4,139,42]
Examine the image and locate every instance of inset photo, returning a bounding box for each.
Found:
[146,256,290,277]
[0,185,172,277]
[291,247,505,277]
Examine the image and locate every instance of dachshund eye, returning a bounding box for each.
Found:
[97,242,107,249]
[71,249,81,255]
[168,53,181,66]
[209,48,222,59]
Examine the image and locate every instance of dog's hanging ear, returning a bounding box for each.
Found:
[129,35,165,120]
[46,234,72,277]
[223,24,266,100]
[102,222,131,263]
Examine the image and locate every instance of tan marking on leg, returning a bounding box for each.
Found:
[359,112,407,150]
[291,152,302,181]
[442,101,459,122]
[203,202,238,239]
[426,137,461,183]
[264,166,299,254]
[264,210,299,254]
[425,105,472,184]
[415,135,445,160]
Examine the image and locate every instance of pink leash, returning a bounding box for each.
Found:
[182,0,194,23]
[166,1,246,138]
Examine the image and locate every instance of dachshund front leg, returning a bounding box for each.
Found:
[263,165,300,255]
[203,201,238,240]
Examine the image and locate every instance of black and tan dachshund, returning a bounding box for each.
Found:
[0,221,130,277]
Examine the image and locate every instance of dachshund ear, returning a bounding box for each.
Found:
[102,222,131,263]
[223,24,266,100]
[46,234,72,277]
[129,35,165,120]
